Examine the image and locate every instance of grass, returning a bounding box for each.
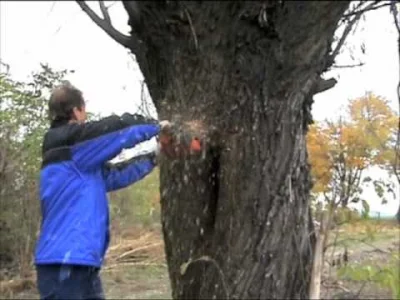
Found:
[2,169,399,300]
[323,218,399,299]
[102,265,171,299]
[2,213,398,299]
[104,217,398,299]
[105,265,167,283]
[330,218,399,248]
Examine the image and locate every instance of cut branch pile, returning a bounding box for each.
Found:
[104,231,166,270]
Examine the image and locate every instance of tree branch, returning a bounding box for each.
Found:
[329,1,377,63]
[343,1,394,18]
[0,60,10,74]
[331,62,365,69]
[99,1,111,24]
[76,1,130,48]
[314,77,337,94]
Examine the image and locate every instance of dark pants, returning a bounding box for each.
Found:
[36,264,105,300]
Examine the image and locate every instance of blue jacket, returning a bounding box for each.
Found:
[34,113,160,267]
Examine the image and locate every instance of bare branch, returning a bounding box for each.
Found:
[106,1,118,9]
[99,1,111,24]
[343,1,394,18]
[331,62,365,69]
[0,60,10,74]
[330,19,358,63]
[183,8,198,50]
[76,1,130,48]
[329,2,377,63]
[136,80,153,118]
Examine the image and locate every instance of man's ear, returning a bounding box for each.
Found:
[70,107,80,120]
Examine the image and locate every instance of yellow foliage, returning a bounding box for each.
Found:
[307,92,398,195]
[307,125,332,193]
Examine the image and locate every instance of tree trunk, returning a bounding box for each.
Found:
[122,1,350,298]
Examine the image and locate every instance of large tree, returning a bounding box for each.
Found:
[77,1,395,298]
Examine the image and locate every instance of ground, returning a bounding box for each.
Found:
[320,219,399,299]
[1,220,398,299]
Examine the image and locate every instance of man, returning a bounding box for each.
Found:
[35,82,164,299]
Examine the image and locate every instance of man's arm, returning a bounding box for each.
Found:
[71,113,160,171]
[102,153,157,192]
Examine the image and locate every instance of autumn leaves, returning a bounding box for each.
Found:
[307,92,398,207]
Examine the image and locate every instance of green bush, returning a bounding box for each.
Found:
[337,253,400,299]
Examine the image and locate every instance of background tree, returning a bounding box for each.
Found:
[308,92,397,213]
[306,92,398,298]
[77,1,396,298]
[355,92,400,222]
[351,92,399,215]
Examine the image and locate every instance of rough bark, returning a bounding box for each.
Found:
[120,1,349,299]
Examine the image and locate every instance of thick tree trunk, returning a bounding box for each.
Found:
[122,1,350,298]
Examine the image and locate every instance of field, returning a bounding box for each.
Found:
[1,171,399,299]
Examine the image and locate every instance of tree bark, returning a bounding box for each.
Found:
[120,1,349,299]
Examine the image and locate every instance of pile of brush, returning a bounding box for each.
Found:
[104,231,165,270]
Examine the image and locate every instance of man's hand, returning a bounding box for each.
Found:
[159,120,172,130]
[158,120,175,158]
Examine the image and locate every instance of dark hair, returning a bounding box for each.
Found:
[48,81,85,127]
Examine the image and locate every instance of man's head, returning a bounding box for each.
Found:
[48,81,87,126]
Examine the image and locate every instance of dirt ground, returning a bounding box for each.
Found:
[1,222,399,299]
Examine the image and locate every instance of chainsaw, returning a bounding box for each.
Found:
[158,121,203,158]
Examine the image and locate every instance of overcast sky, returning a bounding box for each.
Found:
[0,1,399,215]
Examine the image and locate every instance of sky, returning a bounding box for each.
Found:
[0,1,399,216]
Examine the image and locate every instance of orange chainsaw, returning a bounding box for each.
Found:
[158,121,203,158]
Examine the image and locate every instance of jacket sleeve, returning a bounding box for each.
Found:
[102,153,157,192]
[71,113,160,171]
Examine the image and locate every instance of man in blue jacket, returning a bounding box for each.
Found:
[35,82,163,299]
